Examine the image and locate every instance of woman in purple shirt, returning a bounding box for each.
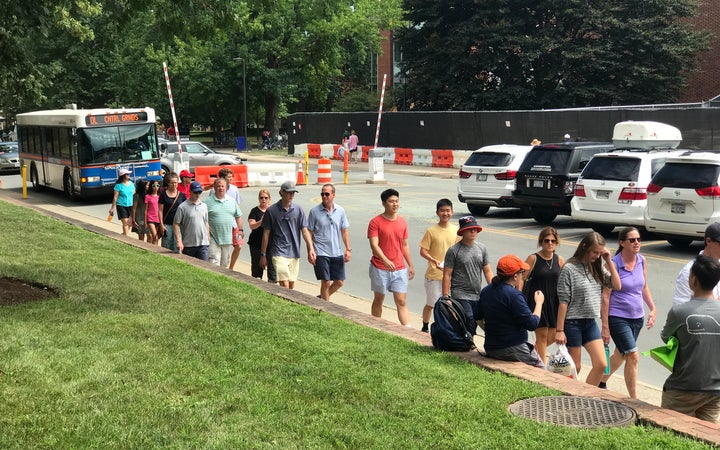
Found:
[600,227,657,398]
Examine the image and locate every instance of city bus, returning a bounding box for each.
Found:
[17,106,163,199]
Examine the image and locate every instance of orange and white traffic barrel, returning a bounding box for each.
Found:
[317,157,332,184]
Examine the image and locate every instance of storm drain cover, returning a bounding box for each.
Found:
[508,396,636,428]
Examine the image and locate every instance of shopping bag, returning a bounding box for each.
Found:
[546,344,578,380]
[642,336,678,371]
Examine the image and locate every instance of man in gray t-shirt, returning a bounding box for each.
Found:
[442,216,494,332]
[173,181,209,261]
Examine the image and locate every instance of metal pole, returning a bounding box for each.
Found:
[242,59,247,148]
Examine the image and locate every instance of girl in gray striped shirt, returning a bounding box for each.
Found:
[556,232,621,386]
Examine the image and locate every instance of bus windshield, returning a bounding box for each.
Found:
[78,124,158,165]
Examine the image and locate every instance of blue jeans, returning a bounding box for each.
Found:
[608,316,643,354]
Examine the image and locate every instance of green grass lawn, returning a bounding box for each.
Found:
[0,200,712,449]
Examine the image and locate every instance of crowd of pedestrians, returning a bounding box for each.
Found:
[109,174,720,423]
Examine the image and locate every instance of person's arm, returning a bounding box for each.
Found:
[173,222,183,253]
[642,257,657,329]
[442,266,453,298]
[303,227,316,265]
[401,238,414,280]
[555,266,571,345]
[109,190,119,216]
[131,199,138,227]
[523,254,536,281]
[248,210,263,230]
[513,289,543,330]
[341,227,351,262]
[144,197,149,230]
[235,215,244,241]
[369,236,394,271]
[158,201,166,232]
[556,303,568,345]
[419,247,442,268]
[672,265,692,306]
[483,264,493,285]
[602,249,622,291]
[260,228,270,269]
[600,287,612,344]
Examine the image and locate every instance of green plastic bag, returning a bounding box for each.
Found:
[642,336,678,371]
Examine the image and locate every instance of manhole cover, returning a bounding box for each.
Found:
[508,396,636,428]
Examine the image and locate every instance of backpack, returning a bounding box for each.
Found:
[431,297,476,352]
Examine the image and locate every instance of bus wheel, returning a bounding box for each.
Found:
[30,165,45,192]
[64,172,78,201]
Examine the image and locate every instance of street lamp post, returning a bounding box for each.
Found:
[233,57,247,151]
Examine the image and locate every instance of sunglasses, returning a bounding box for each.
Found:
[624,237,641,243]
[543,238,557,244]
[259,196,270,199]
[320,192,332,197]
[151,184,160,188]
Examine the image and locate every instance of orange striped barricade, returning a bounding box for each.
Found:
[307,143,322,158]
[317,157,332,184]
[360,145,369,162]
[394,147,413,165]
[431,149,455,168]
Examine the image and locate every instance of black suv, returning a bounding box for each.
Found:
[512,142,614,223]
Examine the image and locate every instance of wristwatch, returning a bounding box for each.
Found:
[261,252,266,257]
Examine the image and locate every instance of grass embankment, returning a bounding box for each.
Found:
[0,201,711,449]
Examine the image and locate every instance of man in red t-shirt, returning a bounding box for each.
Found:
[367,188,415,326]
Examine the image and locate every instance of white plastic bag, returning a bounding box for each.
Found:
[546,344,578,380]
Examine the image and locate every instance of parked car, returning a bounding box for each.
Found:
[160,141,244,174]
[645,152,720,247]
[457,144,533,215]
[571,121,684,235]
[0,142,20,173]
[512,142,614,223]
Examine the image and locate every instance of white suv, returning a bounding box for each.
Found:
[457,144,533,216]
[571,150,683,235]
[645,152,720,247]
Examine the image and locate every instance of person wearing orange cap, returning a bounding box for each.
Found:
[476,255,546,367]
[177,169,193,197]
[441,215,494,334]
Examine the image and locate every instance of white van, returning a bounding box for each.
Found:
[457,144,533,215]
[645,152,720,247]
[571,121,683,234]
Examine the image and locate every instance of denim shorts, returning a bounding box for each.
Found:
[314,255,345,281]
[369,265,409,294]
[564,318,601,347]
[608,316,643,354]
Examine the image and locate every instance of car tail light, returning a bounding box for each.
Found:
[574,181,586,197]
[646,182,662,194]
[459,170,471,179]
[563,181,575,195]
[618,187,647,202]
[494,170,517,180]
[695,186,720,198]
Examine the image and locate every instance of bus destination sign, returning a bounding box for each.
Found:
[85,112,148,126]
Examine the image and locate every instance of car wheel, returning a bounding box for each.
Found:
[30,165,45,192]
[591,224,615,236]
[467,204,490,216]
[64,171,78,201]
[667,237,693,248]
[529,208,556,224]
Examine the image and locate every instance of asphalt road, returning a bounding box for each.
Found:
[0,159,705,391]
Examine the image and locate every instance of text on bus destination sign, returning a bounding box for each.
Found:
[85,112,148,126]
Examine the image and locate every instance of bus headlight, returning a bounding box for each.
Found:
[82,176,101,184]
[147,170,161,177]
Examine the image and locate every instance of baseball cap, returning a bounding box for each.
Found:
[457,215,483,235]
[118,168,132,176]
[705,222,720,241]
[190,181,203,193]
[496,254,530,276]
[179,169,193,178]
[281,181,299,193]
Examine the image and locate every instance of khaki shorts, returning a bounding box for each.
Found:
[272,256,300,282]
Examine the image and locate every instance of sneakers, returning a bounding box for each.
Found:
[421,327,429,333]
[598,381,607,389]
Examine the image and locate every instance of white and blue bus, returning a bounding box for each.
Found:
[17,106,163,199]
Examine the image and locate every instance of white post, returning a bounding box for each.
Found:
[367,73,387,184]
[163,62,189,172]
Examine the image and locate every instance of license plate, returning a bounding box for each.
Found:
[532,180,545,188]
[671,203,686,214]
[596,190,611,199]
[476,174,487,181]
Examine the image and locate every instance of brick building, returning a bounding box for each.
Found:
[376,3,720,104]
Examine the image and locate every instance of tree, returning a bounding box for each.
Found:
[396,0,710,110]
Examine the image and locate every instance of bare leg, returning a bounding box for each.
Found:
[535,327,548,363]
[229,245,241,270]
[321,279,343,300]
[568,345,583,377]
[392,291,410,326]
[623,351,640,399]
[278,280,291,288]
[422,305,433,324]
[583,339,608,386]
[371,292,385,318]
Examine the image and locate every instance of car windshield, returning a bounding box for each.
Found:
[520,148,571,173]
[581,157,640,181]
[465,152,512,167]
[653,163,720,189]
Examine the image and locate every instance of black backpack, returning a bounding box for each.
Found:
[431,297,475,352]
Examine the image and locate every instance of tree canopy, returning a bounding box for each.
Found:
[396,0,710,110]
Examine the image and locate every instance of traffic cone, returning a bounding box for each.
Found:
[296,160,305,185]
